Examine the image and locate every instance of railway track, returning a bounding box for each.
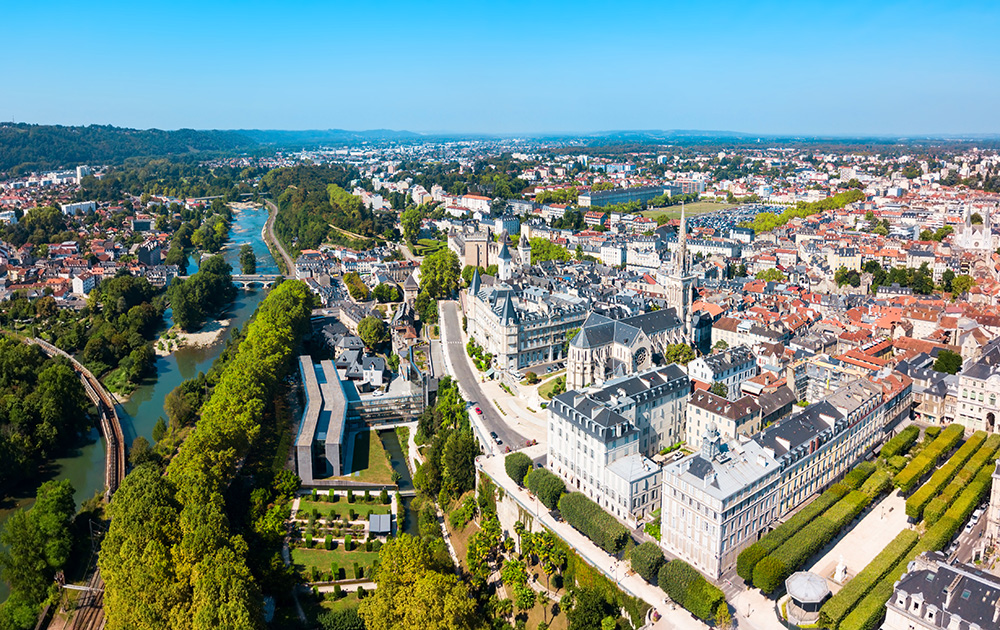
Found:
[29,338,126,499]
[67,570,106,630]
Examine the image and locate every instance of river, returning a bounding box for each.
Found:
[0,205,278,601]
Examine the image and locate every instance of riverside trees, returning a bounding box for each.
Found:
[168,255,237,331]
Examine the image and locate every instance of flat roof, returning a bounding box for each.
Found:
[295,356,347,452]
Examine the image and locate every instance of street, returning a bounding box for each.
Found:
[439,300,527,449]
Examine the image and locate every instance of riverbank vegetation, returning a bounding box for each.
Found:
[100,280,315,630]
[167,255,238,331]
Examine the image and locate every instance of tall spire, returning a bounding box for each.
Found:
[677,200,688,274]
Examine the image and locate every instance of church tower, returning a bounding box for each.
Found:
[665,202,696,342]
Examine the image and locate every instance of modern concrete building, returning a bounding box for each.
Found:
[296,357,347,484]
[547,365,689,525]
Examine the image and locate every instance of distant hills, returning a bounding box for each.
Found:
[238,128,422,145]
[0,123,256,174]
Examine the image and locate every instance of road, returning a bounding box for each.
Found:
[264,199,295,275]
[439,300,526,449]
[952,508,989,563]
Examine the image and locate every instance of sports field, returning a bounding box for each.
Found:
[640,200,735,221]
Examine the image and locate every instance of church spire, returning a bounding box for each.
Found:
[677,200,688,274]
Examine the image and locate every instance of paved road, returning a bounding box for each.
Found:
[264,199,295,274]
[952,509,988,563]
[439,300,526,449]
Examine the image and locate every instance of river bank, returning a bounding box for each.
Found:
[154,319,232,357]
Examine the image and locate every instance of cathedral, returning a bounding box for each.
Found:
[953,206,997,253]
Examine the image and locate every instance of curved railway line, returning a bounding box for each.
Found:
[29,337,126,499]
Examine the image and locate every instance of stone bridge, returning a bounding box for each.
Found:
[176,273,283,289]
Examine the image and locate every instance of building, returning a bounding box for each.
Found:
[71,272,96,296]
[59,201,96,216]
[686,390,761,449]
[465,270,587,371]
[567,309,686,390]
[953,206,997,253]
[956,337,1000,433]
[883,552,1000,630]
[661,374,911,577]
[688,345,758,400]
[547,365,689,525]
[579,186,671,208]
[296,357,347,484]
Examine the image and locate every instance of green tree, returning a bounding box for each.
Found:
[628,541,665,583]
[934,350,963,375]
[920,229,934,241]
[715,601,733,629]
[401,208,422,244]
[754,268,787,282]
[239,244,256,274]
[319,609,366,630]
[442,431,477,496]
[971,212,984,225]
[373,284,401,303]
[664,343,696,366]
[951,274,975,298]
[529,238,571,264]
[566,588,614,630]
[420,248,461,299]
[709,382,728,398]
[358,316,389,349]
[505,452,532,486]
[941,269,956,292]
[713,340,729,351]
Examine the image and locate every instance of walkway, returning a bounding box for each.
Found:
[264,199,295,275]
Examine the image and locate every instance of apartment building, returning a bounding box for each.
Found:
[661,373,912,578]
[956,337,1000,433]
[547,365,690,525]
[883,552,1000,630]
[688,345,758,400]
[686,390,761,449]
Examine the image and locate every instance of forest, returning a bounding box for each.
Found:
[167,255,238,331]
[0,124,256,175]
[78,161,268,202]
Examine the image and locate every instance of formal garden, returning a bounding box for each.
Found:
[289,488,398,584]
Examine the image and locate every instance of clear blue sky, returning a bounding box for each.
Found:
[3,0,999,135]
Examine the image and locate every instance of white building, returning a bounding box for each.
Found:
[883,552,1000,630]
[687,345,758,400]
[547,365,689,525]
[59,201,96,216]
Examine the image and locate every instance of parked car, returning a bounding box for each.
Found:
[475,407,483,415]
[489,431,498,440]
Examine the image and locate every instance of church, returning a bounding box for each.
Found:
[953,206,997,253]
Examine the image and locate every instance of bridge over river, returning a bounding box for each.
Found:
[176,273,283,289]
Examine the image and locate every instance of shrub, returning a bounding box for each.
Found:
[843,461,876,489]
[505,452,533,486]
[886,455,908,472]
[525,468,566,510]
[736,544,767,584]
[752,555,787,594]
[879,425,920,459]
[859,470,892,501]
[924,433,1000,525]
[659,560,725,621]
[349,508,357,521]
[628,542,665,583]
[357,585,366,599]
[924,425,941,439]
[893,424,963,493]
[331,562,340,580]
[558,492,629,554]
[380,489,389,504]
[365,540,373,552]
[841,577,896,630]
[333,583,342,599]
[347,489,355,503]
[345,534,353,551]
[353,562,362,579]
[364,490,372,503]
[324,535,332,550]
[819,529,918,629]
[305,534,313,548]
[311,489,318,501]
[906,431,985,520]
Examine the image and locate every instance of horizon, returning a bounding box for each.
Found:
[2,1,999,135]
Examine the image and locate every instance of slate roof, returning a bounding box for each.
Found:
[894,552,1000,629]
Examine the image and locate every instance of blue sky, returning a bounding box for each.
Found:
[2,0,999,135]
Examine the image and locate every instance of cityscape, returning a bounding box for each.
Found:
[3,3,1000,630]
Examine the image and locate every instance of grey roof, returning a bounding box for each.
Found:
[369,513,391,535]
[786,572,830,604]
[363,356,385,372]
[498,242,512,260]
[894,553,1000,629]
[755,400,841,457]
[689,390,761,420]
[500,294,519,325]
[698,345,756,375]
[758,386,797,416]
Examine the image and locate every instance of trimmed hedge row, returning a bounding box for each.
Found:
[843,461,876,490]
[906,431,986,520]
[736,483,849,583]
[837,462,997,630]
[818,529,919,629]
[859,470,893,501]
[558,492,629,554]
[923,433,1000,526]
[754,490,871,593]
[879,425,920,459]
[892,424,964,493]
[525,468,566,510]
[658,560,726,622]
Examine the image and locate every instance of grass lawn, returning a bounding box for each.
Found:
[344,429,395,484]
[320,591,364,615]
[291,546,381,579]
[641,200,735,221]
[538,376,566,400]
[297,498,390,521]
[524,599,568,630]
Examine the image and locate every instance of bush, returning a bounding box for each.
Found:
[353,562,362,579]
[331,562,340,581]
[628,542,665,583]
[819,530,919,629]
[879,425,920,459]
[924,425,941,439]
[324,535,332,550]
[893,424,963,493]
[752,555,787,594]
[659,561,725,621]
[380,488,389,504]
[558,492,629,554]
[364,490,372,503]
[347,489,355,503]
[924,433,1000,525]
[525,468,566,510]
[843,461,876,489]
[906,431,985,520]
[736,483,848,580]
[859,470,892,501]
[887,455,908,472]
[344,534,353,551]
[505,452,533,486]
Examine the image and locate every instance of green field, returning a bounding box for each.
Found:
[291,546,381,579]
[538,375,566,400]
[297,498,390,521]
[342,429,394,484]
[640,201,735,221]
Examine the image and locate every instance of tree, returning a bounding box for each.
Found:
[387,354,400,372]
[442,431,477,496]
[152,417,167,442]
[709,382,729,398]
[420,248,461,299]
[358,316,389,349]
[920,229,934,241]
[941,269,956,293]
[514,584,536,612]
[524,371,539,384]
[0,509,47,604]
[715,601,733,629]
[664,343,696,366]
[401,208,422,244]
[712,340,729,351]
[951,274,975,298]
[319,609,365,630]
[373,283,401,303]
[971,212,984,225]
[505,452,533,486]
[934,350,963,375]
[754,268,787,282]
[566,588,614,630]
[629,541,665,583]
[239,244,256,274]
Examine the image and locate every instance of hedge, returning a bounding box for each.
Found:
[736,483,849,582]
[905,431,986,520]
[886,455,908,472]
[759,490,871,592]
[924,434,1000,526]
[628,541,665,583]
[843,461,876,490]
[892,424,963,493]
[505,452,533,486]
[659,560,725,622]
[818,529,919,630]
[879,425,920,459]
[859,470,892,501]
[558,492,629,554]
[924,425,941,440]
[525,468,566,510]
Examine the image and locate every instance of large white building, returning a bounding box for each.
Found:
[956,337,1000,433]
[883,552,1000,630]
[465,270,587,371]
[661,373,912,578]
[547,365,690,525]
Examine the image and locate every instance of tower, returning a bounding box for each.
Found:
[497,242,513,282]
[518,235,532,268]
[664,201,695,342]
